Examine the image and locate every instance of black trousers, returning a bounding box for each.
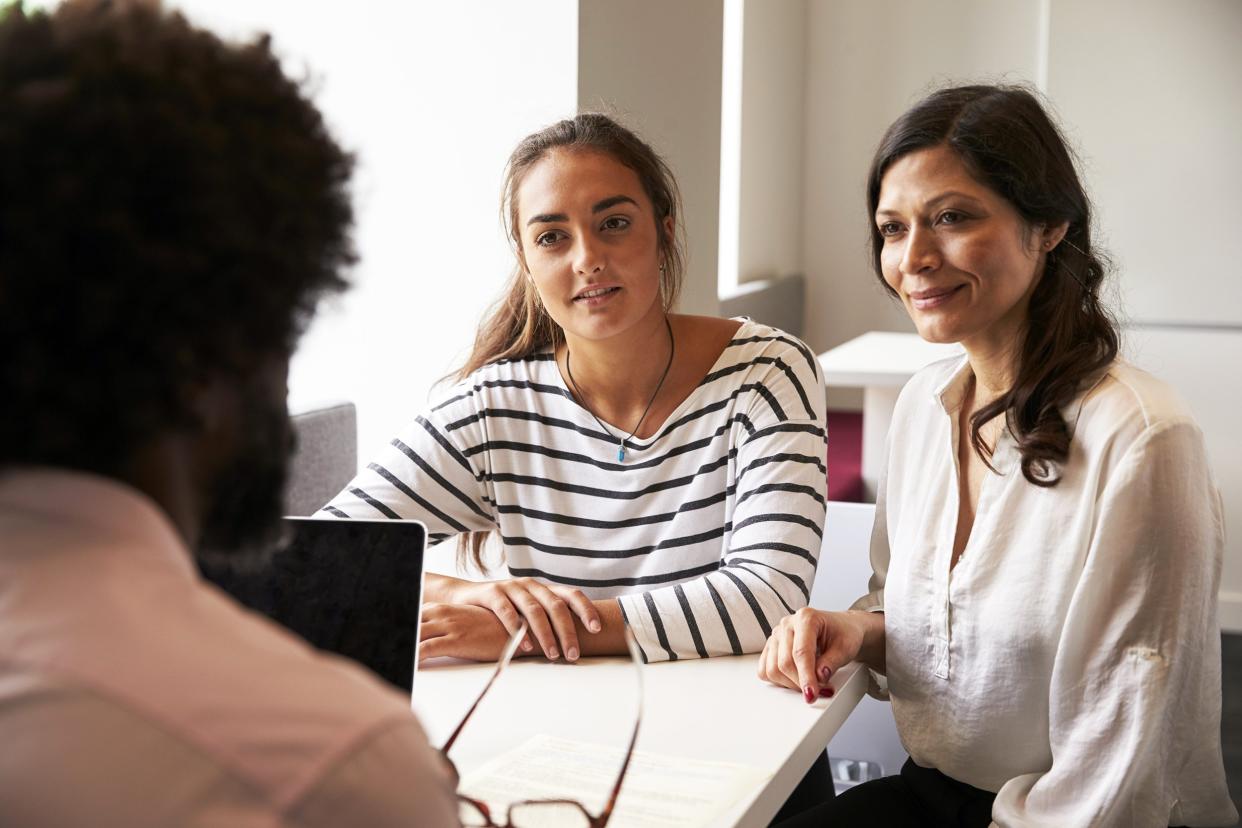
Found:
[774,758,1194,827]
[769,752,836,825]
[774,758,994,828]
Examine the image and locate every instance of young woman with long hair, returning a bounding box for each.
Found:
[325,114,828,666]
[761,85,1236,827]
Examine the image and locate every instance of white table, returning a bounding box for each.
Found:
[414,654,866,828]
[818,332,962,499]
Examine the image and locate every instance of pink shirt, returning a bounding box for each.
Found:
[0,469,459,827]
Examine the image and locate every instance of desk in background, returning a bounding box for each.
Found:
[414,655,865,828]
[818,332,962,500]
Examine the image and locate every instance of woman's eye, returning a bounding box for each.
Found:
[878,221,903,237]
[535,230,565,247]
[601,215,631,232]
[937,210,967,225]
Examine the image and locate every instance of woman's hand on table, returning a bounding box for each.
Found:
[443,577,601,662]
[758,608,872,704]
[419,602,526,663]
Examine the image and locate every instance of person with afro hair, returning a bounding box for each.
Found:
[0,2,458,824]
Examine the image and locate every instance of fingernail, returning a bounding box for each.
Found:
[547,648,559,660]
[567,647,578,661]
[521,640,533,652]
[819,686,834,698]
[819,666,831,683]
[803,685,814,703]
[589,620,601,633]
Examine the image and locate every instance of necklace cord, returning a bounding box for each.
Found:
[565,316,675,461]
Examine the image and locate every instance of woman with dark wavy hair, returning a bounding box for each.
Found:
[760,85,1236,827]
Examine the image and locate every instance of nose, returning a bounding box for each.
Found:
[572,234,605,276]
[899,223,940,275]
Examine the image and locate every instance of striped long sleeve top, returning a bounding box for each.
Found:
[324,319,828,662]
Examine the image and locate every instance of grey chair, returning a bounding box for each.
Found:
[284,401,358,516]
[812,500,908,792]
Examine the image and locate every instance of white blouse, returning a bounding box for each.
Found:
[857,357,1237,827]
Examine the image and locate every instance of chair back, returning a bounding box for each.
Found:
[810,500,876,611]
[812,500,910,787]
[285,401,357,516]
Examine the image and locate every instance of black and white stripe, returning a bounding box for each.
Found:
[324,319,827,661]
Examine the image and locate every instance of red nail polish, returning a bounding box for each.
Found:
[819,666,831,683]
[803,685,814,702]
[819,686,834,698]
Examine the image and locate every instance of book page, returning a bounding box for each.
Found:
[459,733,770,827]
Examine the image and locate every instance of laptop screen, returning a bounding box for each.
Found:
[201,517,426,693]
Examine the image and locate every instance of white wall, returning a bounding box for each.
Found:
[577,0,723,317]
[167,1,579,464]
[799,0,1043,357]
[1047,1,1242,327]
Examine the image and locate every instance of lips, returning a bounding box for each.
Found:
[908,284,964,310]
[573,285,621,303]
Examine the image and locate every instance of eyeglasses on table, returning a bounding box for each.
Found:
[439,620,645,828]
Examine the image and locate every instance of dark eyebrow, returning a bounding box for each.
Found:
[926,190,984,209]
[875,190,985,219]
[527,212,568,226]
[526,195,639,226]
[593,195,638,213]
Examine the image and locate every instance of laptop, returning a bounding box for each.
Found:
[200,517,427,694]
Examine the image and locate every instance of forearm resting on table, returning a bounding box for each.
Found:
[424,572,466,603]
[573,598,627,656]
[424,573,630,657]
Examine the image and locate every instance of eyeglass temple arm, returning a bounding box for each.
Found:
[596,628,645,827]
[441,621,529,754]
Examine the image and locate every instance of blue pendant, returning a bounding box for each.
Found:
[617,445,626,462]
